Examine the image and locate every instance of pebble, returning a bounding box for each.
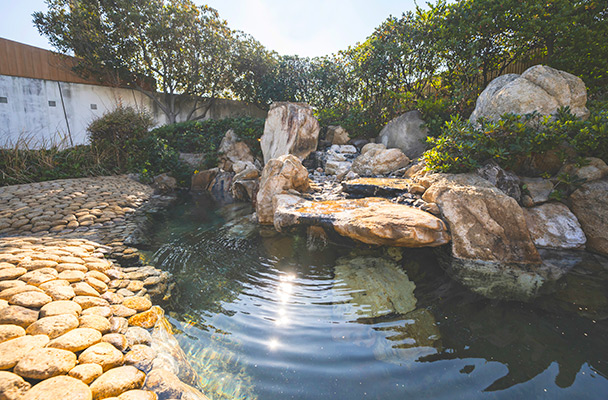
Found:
[128,309,159,329]
[122,297,152,312]
[0,371,32,400]
[0,334,50,369]
[78,342,125,372]
[58,270,86,283]
[14,348,77,380]
[0,305,39,328]
[82,306,113,318]
[118,390,158,400]
[124,345,157,373]
[111,304,137,318]
[0,267,27,280]
[109,317,129,334]
[73,282,101,297]
[79,315,111,334]
[21,375,92,400]
[0,324,26,343]
[90,365,146,400]
[125,326,152,347]
[9,291,53,308]
[102,333,129,352]
[69,363,104,385]
[47,327,102,352]
[73,296,109,309]
[40,300,82,318]
[26,314,79,338]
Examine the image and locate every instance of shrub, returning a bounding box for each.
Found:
[423,107,608,174]
[87,106,154,169]
[126,136,193,186]
[150,116,265,159]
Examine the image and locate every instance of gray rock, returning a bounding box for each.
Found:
[378,110,429,159]
[476,161,521,201]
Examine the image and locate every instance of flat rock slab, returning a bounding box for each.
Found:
[0,334,50,370]
[342,178,412,197]
[274,196,450,247]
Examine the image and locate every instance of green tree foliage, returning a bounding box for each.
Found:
[34,0,235,124]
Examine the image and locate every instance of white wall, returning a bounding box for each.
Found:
[0,75,266,148]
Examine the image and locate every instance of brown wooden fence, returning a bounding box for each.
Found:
[0,37,106,86]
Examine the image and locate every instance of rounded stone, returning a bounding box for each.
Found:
[126,281,144,292]
[0,285,43,300]
[79,315,111,334]
[90,365,146,400]
[40,300,82,318]
[79,342,125,372]
[21,375,92,400]
[56,263,88,273]
[58,270,85,283]
[86,271,110,284]
[82,306,113,318]
[26,314,79,338]
[73,296,109,309]
[109,317,129,334]
[0,305,39,328]
[101,333,129,352]
[14,348,77,380]
[0,280,25,292]
[0,371,32,400]
[0,324,26,344]
[9,291,52,308]
[69,363,103,385]
[111,304,137,318]
[86,277,108,294]
[19,269,58,286]
[102,291,124,304]
[72,282,100,297]
[124,345,157,373]
[122,297,152,312]
[125,327,152,347]
[0,267,27,281]
[43,282,76,301]
[128,309,159,329]
[47,327,102,352]
[0,335,50,369]
[19,259,58,271]
[118,390,158,400]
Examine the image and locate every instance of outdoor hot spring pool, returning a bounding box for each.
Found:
[142,194,608,400]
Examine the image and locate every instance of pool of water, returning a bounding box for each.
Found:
[143,194,608,400]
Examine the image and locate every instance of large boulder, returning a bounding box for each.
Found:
[378,110,429,159]
[569,179,608,256]
[217,130,255,173]
[273,195,450,247]
[351,144,410,176]
[256,155,310,224]
[470,65,589,123]
[421,174,545,300]
[260,102,320,164]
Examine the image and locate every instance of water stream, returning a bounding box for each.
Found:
[143,194,608,400]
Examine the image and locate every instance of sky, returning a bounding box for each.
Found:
[0,0,418,57]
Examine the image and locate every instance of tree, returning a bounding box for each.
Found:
[34,0,235,124]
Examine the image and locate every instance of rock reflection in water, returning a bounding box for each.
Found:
[332,254,442,364]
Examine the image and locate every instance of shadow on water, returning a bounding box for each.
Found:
[146,194,608,400]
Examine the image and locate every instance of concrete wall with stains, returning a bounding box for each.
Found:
[0,75,267,148]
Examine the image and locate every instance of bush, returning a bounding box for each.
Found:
[87,106,154,169]
[150,116,265,160]
[127,136,193,186]
[424,107,608,174]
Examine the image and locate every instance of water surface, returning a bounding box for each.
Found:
[144,195,608,400]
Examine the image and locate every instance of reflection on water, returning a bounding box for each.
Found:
[146,194,608,400]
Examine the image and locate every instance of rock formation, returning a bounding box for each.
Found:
[260,102,320,164]
[256,155,310,224]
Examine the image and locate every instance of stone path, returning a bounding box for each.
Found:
[0,176,208,400]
